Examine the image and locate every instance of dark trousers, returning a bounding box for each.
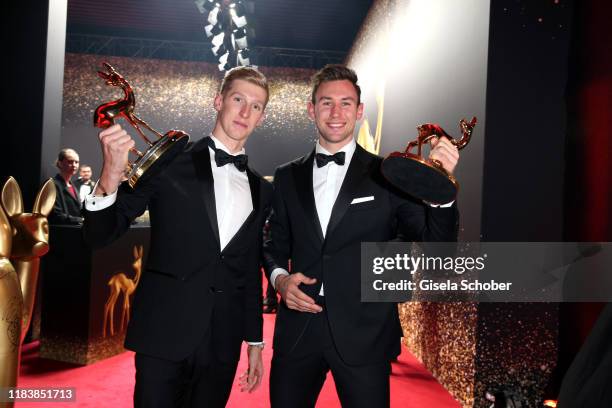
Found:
[134,336,239,408]
[270,306,391,408]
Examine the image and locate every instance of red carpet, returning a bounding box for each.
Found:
[17,315,460,407]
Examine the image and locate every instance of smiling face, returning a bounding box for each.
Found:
[212,79,267,152]
[308,79,364,153]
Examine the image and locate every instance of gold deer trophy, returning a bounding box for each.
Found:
[103,245,144,337]
[381,117,477,204]
[94,62,189,188]
[0,177,55,406]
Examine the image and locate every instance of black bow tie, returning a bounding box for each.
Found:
[206,137,248,172]
[315,151,346,168]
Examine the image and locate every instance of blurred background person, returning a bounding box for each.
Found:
[49,148,83,225]
[76,164,95,202]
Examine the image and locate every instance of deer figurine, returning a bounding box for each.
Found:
[102,245,144,337]
[0,177,55,407]
[94,62,159,145]
[1,177,56,343]
[93,62,190,188]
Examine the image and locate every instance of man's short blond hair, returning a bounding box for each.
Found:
[219,66,269,106]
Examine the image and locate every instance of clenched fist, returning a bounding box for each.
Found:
[95,124,136,195]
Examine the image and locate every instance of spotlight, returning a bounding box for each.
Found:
[194,0,216,14]
[212,43,227,57]
[233,27,246,39]
[207,6,220,25]
[218,52,231,71]
[218,51,229,65]
[230,8,247,28]
[237,49,250,66]
[233,29,248,50]
[211,31,225,47]
[218,61,232,71]
[204,23,223,38]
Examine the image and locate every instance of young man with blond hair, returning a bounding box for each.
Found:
[84,66,272,408]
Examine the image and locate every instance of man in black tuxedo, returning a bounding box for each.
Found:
[264,65,460,407]
[75,164,95,202]
[83,67,272,408]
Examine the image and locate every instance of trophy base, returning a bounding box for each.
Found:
[381,154,458,205]
[127,131,189,188]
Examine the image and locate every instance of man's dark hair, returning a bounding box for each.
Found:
[310,64,361,104]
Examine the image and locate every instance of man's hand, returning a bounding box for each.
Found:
[275,273,322,313]
[429,136,460,175]
[95,124,135,195]
[239,345,263,393]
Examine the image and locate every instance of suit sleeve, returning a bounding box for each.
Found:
[244,185,273,343]
[393,192,459,242]
[262,167,292,278]
[245,237,264,343]
[82,176,160,248]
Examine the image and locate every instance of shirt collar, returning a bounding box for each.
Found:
[209,134,246,156]
[315,138,356,160]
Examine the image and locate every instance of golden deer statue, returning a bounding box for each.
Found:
[102,245,144,337]
[0,177,55,408]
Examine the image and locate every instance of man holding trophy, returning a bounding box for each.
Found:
[263,64,463,407]
[83,66,272,408]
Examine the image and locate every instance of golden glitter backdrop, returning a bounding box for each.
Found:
[61,53,319,177]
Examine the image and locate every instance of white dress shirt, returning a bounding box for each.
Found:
[208,135,253,250]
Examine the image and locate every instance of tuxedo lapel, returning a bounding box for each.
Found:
[223,168,260,251]
[55,175,80,207]
[192,138,221,248]
[292,150,324,243]
[326,145,371,237]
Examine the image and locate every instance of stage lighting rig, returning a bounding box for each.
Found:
[195,0,254,71]
[232,28,248,49]
[194,0,217,13]
[204,23,223,38]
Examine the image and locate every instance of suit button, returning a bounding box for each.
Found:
[220,255,225,260]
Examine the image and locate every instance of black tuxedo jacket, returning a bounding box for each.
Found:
[264,144,458,365]
[50,174,83,225]
[83,137,272,362]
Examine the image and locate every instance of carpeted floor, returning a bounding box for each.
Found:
[16,314,460,407]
